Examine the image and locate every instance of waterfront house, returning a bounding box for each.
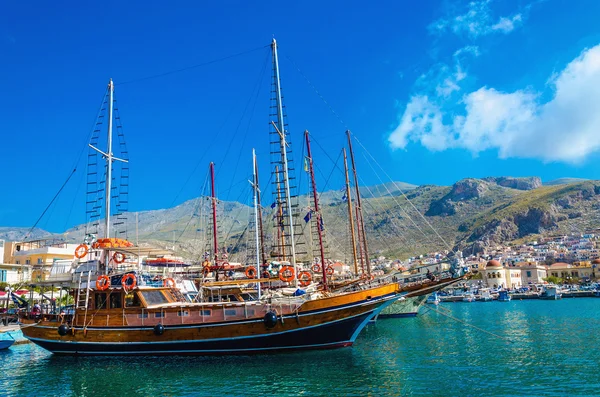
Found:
[518,262,547,285]
[548,262,593,281]
[3,239,79,282]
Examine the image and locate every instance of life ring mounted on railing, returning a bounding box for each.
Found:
[74,244,89,259]
[279,265,295,283]
[311,264,321,273]
[121,274,137,291]
[113,252,125,264]
[298,271,312,287]
[325,266,334,276]
[245,266,257,279]
[96,275,110,291]
[163,277,176,288]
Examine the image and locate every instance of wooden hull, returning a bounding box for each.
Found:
[21,284,399,355]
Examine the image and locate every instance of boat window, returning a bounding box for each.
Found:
[201,309,212,316]
[109,293,122,309]
[154,312,165,318]
[125,293,141,308]
[224,309,237,316]
[177,310,189,317]
[247,309,255,317]
[141,290,169,305]
[138,312,148,319]
[94,293,107,310]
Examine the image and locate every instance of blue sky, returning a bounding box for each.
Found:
[1,0,600,232]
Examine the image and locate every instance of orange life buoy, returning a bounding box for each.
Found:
[113,252,125,264]
[163,277,176,288]
[121,274,137,290]
[202,266,210,277]
[325,266,334,276]
[262,271,271,279]
[245,266,257,279]
[96,275,110,291]
[74,244,89,259]
[279,265,295,283]
[222,262,230,269]
[298,271,312,287]
[311,263,321,273]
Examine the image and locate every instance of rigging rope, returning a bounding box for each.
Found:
[23,168,77,241]
[117,45,269,86]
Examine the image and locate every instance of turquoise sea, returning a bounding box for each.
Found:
[1,298,599,396]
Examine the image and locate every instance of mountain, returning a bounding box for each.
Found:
[544,178,589,186]
[0,227,52,242]
[2,177,599,261]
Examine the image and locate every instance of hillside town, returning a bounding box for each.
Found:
[2,232,599,291]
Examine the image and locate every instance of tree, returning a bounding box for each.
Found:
[544,276,563,284]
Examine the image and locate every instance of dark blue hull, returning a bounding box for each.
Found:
[30,310,374,355]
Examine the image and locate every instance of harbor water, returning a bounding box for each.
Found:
[1,298,598,396]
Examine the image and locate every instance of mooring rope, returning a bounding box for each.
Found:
[424,305,514,344]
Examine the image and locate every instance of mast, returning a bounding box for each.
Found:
[252,149,262,299]
[346,130,371,275]
[105,79,114,241]
[271,38,298,287]
[343,148,359,276]
[210,162,219,265]
[86,79,128,272]
[304,131,328,291]
[254,155,267,268]
[275,166,285,261]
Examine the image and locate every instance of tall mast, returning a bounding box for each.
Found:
[105,79,114,240]
[304,131,328,291]
[210,162,219,264]
[252,149,262,299]
[343,148,359,276]
[275,166,285,261]
[346,130,371,275]
[254,154,267,268]
[271,38,298,287]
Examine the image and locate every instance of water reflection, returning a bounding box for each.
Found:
[2,299,599,396]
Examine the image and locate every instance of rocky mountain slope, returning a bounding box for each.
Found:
[4,177,599,261]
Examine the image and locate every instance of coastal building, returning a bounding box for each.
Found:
[481,260,523,289]
[548,262,594,281]
[518,262,547,285]
[4,239,78,282]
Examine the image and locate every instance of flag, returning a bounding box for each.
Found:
[303,156,310,172]
[319,217,325,231]
[270,202,277,209]
[341,193,347,202]
[304,211,312,223]
[11,293,28,308]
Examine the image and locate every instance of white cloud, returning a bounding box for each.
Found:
[389,45,600,163]
[432,0,524,38]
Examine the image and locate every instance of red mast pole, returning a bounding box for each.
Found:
[210,162,219,266]
[305,131,328,291]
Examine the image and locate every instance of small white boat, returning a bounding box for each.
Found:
[478,288,493,302]
[540,285,562,300]
[462,292,475,302]
[426,292,440,305]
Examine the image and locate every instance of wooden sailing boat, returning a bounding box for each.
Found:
[19,40,403,355]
